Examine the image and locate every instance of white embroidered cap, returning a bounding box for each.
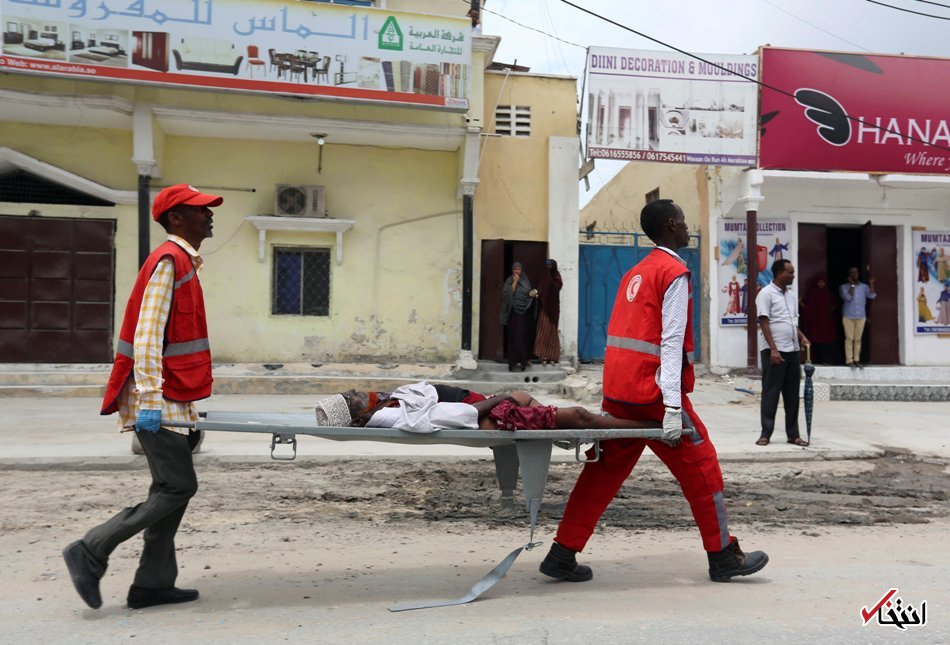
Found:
[315,394,352,427]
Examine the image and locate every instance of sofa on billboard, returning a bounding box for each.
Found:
[171,36,243,75]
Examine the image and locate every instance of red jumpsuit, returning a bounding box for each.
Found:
[554,250,732,553]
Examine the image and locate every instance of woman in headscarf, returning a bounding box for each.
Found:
[937,284,950,326]
[918,286,935,323]
[799,275,838,364]
[500,261,537,371]
[533,258,563,364]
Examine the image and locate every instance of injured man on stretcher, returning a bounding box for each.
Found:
[315,381,658,436]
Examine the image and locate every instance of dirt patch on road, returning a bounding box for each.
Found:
[4,451,948,538]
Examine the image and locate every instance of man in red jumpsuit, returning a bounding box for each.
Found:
[539,199,769,583]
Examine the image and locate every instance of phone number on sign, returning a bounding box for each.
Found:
[588,148,687,163]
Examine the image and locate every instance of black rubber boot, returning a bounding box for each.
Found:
[707,538,769,582]
[539,542,593,582]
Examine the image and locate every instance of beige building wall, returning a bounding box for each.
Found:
[477,71,577,241]
[163,137,461,362]
[473,70,579,359]
[580,161,706,232]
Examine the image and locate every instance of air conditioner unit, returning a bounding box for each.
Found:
[274,184,326,217]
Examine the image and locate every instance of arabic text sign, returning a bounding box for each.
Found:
[912,231,950,334]
[585,46,758,166]
[760,48,950,173]
[0,0,471,110]
[717,219,791,326]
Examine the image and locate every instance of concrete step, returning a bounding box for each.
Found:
[827,382,950,402]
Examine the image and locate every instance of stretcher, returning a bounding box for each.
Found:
[172,411,696,611]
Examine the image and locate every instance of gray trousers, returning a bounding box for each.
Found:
[760,349,801,440]
[83,429,198,589]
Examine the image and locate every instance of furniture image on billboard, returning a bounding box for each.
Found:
[132,31,168,72]
[24,32,64,52]
[3,30,24,45]
[313,55,331,84]
[246,44,266,77]
[172,36,243,75]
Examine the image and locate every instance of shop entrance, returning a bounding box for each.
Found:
[797,222,899,365]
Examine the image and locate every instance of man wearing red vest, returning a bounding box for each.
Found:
[63,184,222,610]
[539,199,769,583]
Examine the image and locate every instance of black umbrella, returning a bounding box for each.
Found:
[803,345,815,445]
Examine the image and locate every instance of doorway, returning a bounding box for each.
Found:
[797,222,899,365]
[478,239,548,362]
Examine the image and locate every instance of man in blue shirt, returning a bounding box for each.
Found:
[839,267,876,368]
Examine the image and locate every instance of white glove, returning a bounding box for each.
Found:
[661,407,683,444]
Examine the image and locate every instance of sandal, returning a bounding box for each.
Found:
[787,437,809,446]
[755,437,769,446]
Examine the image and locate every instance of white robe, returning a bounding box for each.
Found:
[367,381,479,433]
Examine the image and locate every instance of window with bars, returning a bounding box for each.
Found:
[272,247,330,316]
[494,105,531,137]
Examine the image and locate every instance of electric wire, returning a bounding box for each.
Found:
[557,0,950,153]
[865,0,950,19]
[760,0,872,52]
[459,0,586,49]
[915,0,950,9]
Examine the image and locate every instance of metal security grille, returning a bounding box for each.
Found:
[272,247,330,316]
[0,170,113,206]
[494,105,531,137]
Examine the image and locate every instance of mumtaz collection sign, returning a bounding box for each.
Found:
[585,46,759,166]
[717,219,791,326]
[759,48,950,173]
[0,0,471,109]
[913,231,950,334]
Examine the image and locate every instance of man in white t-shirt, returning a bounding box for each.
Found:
[755,259,810,447]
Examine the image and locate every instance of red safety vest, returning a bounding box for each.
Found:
[602,248,695,407]
[101,241,212,414]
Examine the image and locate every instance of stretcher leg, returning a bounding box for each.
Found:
[515,440,552,547]
[490,444,520,506]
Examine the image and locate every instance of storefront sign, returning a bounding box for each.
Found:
[0,0,470,110]
[912,231,950,334]
[760,48,950,173]
[585,46,758,166]
[718,219,791,326]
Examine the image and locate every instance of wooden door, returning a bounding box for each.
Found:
[862,222,899,364]
[0,216,115,362]
[478,239,505,361]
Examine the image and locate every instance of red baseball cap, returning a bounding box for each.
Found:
[151,184,223,221]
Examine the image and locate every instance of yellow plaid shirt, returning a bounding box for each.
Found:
[116,235,204,435]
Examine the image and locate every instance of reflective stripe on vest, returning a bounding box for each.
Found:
[607,335,695,364]
[116,337,210,360]
[174,269,196,290]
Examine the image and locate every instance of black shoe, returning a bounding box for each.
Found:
[849,362,857,369]
[539,542,593,582]
[855,362,864,369]
[707,538,769,582]
[62,540,105,609]
[127,586,199,610]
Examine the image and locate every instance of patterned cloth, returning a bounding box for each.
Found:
[115,236,202,435]
[488,399,557,430]
[533,309,560,361]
